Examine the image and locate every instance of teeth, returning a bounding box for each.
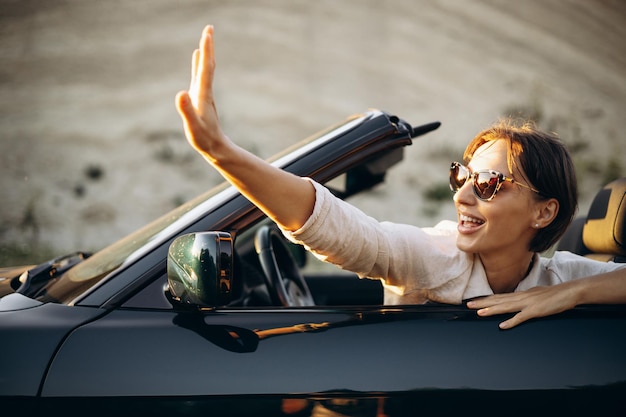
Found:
[460,214,484,224]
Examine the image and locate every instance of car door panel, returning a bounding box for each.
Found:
[43,306,626,397]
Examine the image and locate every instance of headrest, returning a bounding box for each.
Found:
[582,177,626,257]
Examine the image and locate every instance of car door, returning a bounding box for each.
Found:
[39,300,626,416]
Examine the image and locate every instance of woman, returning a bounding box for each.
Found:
[175,25,626,329]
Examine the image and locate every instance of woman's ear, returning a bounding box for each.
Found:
[534,198,559,228]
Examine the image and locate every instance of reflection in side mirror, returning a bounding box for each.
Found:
[167,232,233,308]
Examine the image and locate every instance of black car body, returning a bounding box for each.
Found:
[1,110,625,416]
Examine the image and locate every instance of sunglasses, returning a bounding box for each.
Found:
[449,161,539,201]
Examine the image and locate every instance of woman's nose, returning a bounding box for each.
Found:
[453,177,477,205]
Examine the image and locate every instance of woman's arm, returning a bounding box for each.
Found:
[175,25,315,231]
[467,267,626,329]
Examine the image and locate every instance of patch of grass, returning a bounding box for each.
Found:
[567,140,590,155]
[147,130,194,164]
[171,194,187,207]
[421,182,454,218]
[500,100,625,202]
[0,243,57,267]
[421,205,439,218]
[601,156,623,185]
[84,164,104,181]
[423,182,452,202]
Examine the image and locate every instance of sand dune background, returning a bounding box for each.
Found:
[1,0,625,264]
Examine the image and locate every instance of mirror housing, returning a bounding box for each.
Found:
[166,232,233,308]
[345,147,403,196]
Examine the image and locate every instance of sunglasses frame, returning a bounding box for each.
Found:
[449,161,539,202]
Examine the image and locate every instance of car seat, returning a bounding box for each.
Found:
[557,177,626,262]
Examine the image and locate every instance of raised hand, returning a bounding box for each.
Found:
[175,25,230,163]
[174,25,316,231]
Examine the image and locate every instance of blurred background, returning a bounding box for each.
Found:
[1,0,625,265]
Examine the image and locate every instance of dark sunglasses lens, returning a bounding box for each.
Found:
[449,163,467,191]
[474,172,499,199]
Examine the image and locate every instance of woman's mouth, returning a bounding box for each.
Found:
[458,214,485,232]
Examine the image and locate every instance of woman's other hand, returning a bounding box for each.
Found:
[467,269,626,329]
[467,285,578,329]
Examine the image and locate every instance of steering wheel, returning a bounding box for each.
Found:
[254,225,315,307]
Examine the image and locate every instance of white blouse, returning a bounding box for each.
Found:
[283,180,626,305]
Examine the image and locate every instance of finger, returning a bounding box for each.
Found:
[197,25,216,102]
[175,91,201,138]
[467,299,491,309]
[467,294,516,309]
[198,24,212,49]
[476,306,500,317]
[476,299,525,316]
[499,311,532,329]
[175,90,190,116]
[189,49,200,93]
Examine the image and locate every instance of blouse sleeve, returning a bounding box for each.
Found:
[540,251,626,283]
[281,179,473,300]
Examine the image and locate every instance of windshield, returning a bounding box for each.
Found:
[35,181,232,304]
[33,113,369,305]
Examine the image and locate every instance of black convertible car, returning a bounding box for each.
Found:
[1,110,625,416]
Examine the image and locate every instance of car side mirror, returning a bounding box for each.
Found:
[166,232,233,308]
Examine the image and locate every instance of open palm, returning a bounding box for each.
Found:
[175,25,228,162]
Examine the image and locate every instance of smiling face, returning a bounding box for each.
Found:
[453,140,541,258]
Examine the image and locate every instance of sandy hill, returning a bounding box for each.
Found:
[1,0,625,264]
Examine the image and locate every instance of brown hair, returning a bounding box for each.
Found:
[463,118,578,253]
